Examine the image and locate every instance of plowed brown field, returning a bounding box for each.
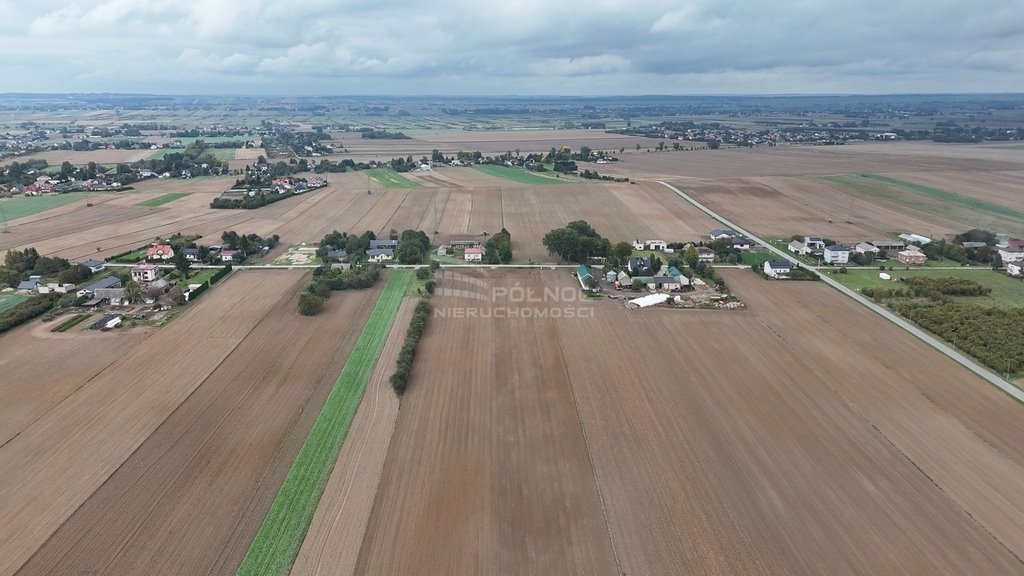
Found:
[0,271,380,576]
[346,269,1024,575]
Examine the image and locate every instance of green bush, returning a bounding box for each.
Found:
[390,297,432,395]
[298,292,324,316]
[0,295,56,334]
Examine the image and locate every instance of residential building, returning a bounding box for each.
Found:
[449,239,480,249]
[730,237,752,250]
[823,245,850,264]
[627,256,651,274]
[632,239,645,251]
[644,240,667,251]
[81,259,106,273]
[220,249,240,262]
[182,248,200,261]
[897,250,927,265]
[326,249,348,262]
[763,259,793,278]
[1007,262,1022,277]
[146,243,174,260]
[367,248,394,262]
[131,263,159,283]
[710,228,737,241]
[464,247,485,261]
[696,246,715,263]
[803,236,826,251]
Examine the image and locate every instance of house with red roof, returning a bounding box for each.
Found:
[146,242,175,260]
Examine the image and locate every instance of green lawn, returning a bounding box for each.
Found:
[365,168,422,188]
[236,270,413,576]
[474,164,568,185]
[176,268,217,286]
[740,251,774,266]
[822,174,1024,228]
[137,192,189,207]
[0,293,26,312]
[828,267,1024,307]
[0,193,91,220]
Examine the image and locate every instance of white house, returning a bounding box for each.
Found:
[710,228,737,241]
[730,237,752,250]
[131,263,159,283]
[367,248,394,263]
[632,239,645,251]
[824,245,850,264]
[788,240,810,255]
[763,259,792,278]
[645,240,667,251]
[464,247,485,261]
[696,246,715,263]
[1007,262,1022,277]
[803,236,826,251]
[998,248,1024,264]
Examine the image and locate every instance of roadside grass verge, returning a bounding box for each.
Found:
[474,164,568,185]
[0,193,91,220]
[137,192,189,207]
[236,269,413,576]
[365,168,422,188]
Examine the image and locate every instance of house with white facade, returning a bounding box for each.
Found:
[824,245,850,264]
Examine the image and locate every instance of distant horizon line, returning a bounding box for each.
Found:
[1,91,1023,99]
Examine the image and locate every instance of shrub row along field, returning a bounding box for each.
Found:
[0,294,55,334]
[390,296,432,394]
[893,302,1024,374]
[365,168,422,188]
[51,313,90,332]
[137,192,189,207]
[237,270,411,576]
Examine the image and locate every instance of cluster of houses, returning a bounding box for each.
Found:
[709,228,753,250]
[437,238,486,262]
[578,258,696,293]
[3,175,126,196]
[270,176,326,195]
[788,235,928,266]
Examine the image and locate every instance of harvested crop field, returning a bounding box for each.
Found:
[347,269,1024,575]
[2,271,381,576]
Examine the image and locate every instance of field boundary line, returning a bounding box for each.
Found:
[551,315,623,574]
[653,179,1024,404]
[235,270,412,576]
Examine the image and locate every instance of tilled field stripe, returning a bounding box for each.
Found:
[235,270,412,576]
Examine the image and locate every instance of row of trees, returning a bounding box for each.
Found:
[391,296,432,395]
[0,294,57,334]
[298,266,382,315]
[483,228,513,264]
[2,247,92,288]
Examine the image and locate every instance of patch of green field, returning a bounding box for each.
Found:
[365,168,422,188]
[137,192,189,207]
[236,270,413,576]
[474,164,568,185]
[828,267,1024,307]
[0,293,27,312]
[740,251,775,266]
[823,174,1024,226]
[176,268,217,286]
[0,193,91,220]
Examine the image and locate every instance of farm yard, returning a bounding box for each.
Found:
[2,127,1024,576]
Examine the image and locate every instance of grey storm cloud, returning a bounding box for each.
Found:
[1,0,1022,94]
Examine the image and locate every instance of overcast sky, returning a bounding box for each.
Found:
[1,0,1022,95]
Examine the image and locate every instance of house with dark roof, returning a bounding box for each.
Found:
[803,236,826,251]
[326,249,348,262]
[824,245,850,264]
[627,256,651,274]
[710,228,737,241]
[369,239,399,250]
[696,246,714,262]
[16,277,41,293]
[82,276,122,294]
[367,248,394,262]
[763,259,793,278]
[182,247,200,261]
[81,259,106,273]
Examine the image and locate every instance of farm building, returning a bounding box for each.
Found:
[146,243,175,260]
[897,250,927,265]
[960,241,988,249]
[633,239,666,251]
[81,276,122,295]
[1007,262,1022,277]
[788,240,810,255]
[449,238,481,249]
[36,283,76,294]
[899,233,931,245]
[628,293,670,308]
[464,247,485,261]
[131,264,159,283]
[824,245,850,264]
[997,248,1024,263]
[854,242,879,254]
[763,259,793,279]
[16,276,42,293]
[369,239,399,250]
[872,240,906,253]
[617,271,632,286]
[81,259,106,273]
[576,264,595,290]
[605,270,617,282]
[95,288,127,305]
[326,249,348,262]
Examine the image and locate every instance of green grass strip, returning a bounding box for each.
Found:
[137,192,189,207]
[0,193,91,220]
[236,270,413,576]
[365,168,422,188]
[474,164,568,185]
[858,174,1024,222]
[51,313,90,333]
